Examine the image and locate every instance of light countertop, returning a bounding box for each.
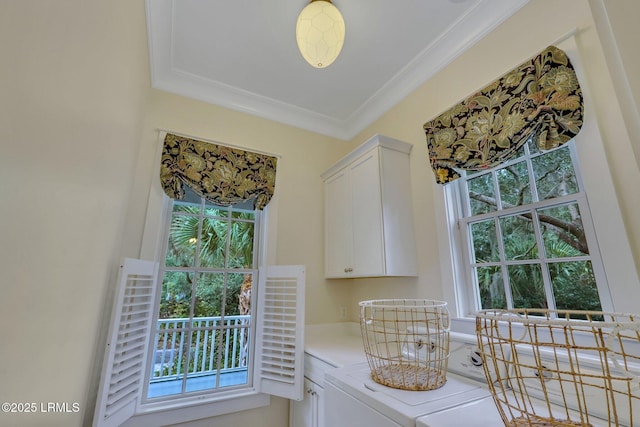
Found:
[304,322,368,368]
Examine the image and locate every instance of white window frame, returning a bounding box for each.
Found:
[434,36,640,332]
[93,133,304,427]
[141,194,262,406]
[454,141,611,313]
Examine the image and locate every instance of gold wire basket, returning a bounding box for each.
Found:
[359,299,450,391]
[475,309,640,426]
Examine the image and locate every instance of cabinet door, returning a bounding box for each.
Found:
[289,378,313,427]
[324,169,353,277]
[290,378,324,427]
[349,149,385,276]
[322,134,417,279]
[325,382,402,427]
[315,381,325,427]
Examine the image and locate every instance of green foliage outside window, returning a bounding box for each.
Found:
[466,143,602,312]
[160,205,255,319]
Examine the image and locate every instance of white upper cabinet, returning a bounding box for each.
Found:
[321,135,417,278]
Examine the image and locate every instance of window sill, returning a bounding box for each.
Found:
[450,316,477,336]
[123,391,270,426]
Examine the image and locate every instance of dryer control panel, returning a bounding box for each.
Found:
[447,332,488,383]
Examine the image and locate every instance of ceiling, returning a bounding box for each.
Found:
[146,0,528,140]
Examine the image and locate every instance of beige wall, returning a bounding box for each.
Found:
[589,0,640,166]
[2,0,639,426]
[604,0,640,106]
[0,1,150,426]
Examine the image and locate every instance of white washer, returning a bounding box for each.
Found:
[415,395,502,427]
[415,393,611,427]
[324,333,492,427]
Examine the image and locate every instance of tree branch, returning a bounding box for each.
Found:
[469,191,588,254]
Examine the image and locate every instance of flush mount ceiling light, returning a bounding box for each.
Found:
[296,0,345,68]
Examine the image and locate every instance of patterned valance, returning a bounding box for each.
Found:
[424,45,583,184]
[160,133,277,210]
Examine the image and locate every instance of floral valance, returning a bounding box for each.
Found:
[160,133,277,210]
[424,45,584,184]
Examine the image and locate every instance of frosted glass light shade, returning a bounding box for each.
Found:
[296,0,345,68]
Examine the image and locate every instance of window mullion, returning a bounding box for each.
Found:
[529,207,556,311]
[194,198,205,271]
[460,216,483,313]
[460,173,472,218]
[526,147,540,204]
[492,170,503,211]
[462,194,581,224]
[224,209,232,270]
[494,215,514,309]
[179,199,207,394]
[456,205,481,314]
[215,208,233,389]
[492,167,513,310]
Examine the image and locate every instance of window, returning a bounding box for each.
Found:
[93,135,305,427]
[145,186,259,400]
[432,39,639,322]
[453,139,608,313]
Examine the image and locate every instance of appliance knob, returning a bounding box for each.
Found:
[470,350,483,367]
[534,365,554,381]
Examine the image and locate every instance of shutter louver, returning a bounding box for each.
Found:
[255,265,305,401]
[93,259,158,427]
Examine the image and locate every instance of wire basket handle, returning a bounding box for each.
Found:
[604,321,640,388]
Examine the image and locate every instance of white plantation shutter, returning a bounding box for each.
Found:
[255,265,305,401]
[93,259,158,427]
